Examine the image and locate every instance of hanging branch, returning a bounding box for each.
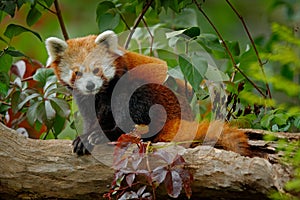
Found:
[142,18,154,56]
[193,0,267,98]
[124,0,154,49]
[53,0,69,40]
[225,0,272,99]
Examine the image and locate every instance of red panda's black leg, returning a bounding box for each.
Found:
[72,134,93,155]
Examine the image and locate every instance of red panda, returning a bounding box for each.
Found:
[45,31,249,156]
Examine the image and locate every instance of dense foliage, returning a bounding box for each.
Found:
[0,0,300,199]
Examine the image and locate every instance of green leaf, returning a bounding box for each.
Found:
[18,93,41,109]
[4,24,42,41]
[41,0,54,7]
[43,81,57,97]
[26,6,42,26]
[0,72,9,96]
[11,90,21,113]
[0,36,8,44]
[5,49,26,57]
[0,0,17,17]
[294,117,300,129]
[227,41,240,56]
[197,33,224,52]
[182,27,200,39]
[179,55,203,92]
[52,114,66,137]
[191,54,208,77]
[26,101,42,125]
[0,51,13,72]
[48,96,70,118]
[33,68,55,86]
[97,13,120,32]
[45,99,56,119]
[166,29,185,39]
[96,1,115,16]
[274,113,290,126]
[261,113,274,130]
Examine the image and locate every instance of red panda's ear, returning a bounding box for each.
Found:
[95,30,124,56]
[45,37,68,65]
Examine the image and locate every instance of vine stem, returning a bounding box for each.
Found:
[145,141,156,200]
[53,0,69,40]
[124,0,153,49]
[193,0,267,98]
[225,0,272,99]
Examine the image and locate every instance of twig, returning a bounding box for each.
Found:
[53,0,69,40]
[37,1,56,14]
[225,0,272,99]
[193,0,266,98]
[142,18,153,56]
[124,0,153,49]
[117,10,131,31]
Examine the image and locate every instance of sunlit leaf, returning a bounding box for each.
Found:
[18,93,40,110]
[48,96,70,118]
[27,101,43,125]
[33,68,55,86]
[45,99,56,119]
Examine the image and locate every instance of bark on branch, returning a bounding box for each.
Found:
[0,123,293,199]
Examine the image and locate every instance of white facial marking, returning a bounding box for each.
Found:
[103,65,116,79]
[75,73,103,95]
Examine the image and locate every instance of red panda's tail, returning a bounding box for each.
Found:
[154,119,250,156]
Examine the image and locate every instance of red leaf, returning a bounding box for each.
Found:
[116,134,141,147]
[113,134,139,166]
[171,155,193,198]
[125,173,136,187]
[179,168,193,198]
[113,157,128,171]
[152,166,167,185]
[164,171,182,198]
[170,154,186,167]
[131,156,143,171]
[153,149,174,164]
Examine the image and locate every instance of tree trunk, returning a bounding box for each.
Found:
[0,123,294,199]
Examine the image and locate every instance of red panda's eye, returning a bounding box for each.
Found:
[93,68,100,74]
[75,71,82,77]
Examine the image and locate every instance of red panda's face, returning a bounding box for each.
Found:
[45,31,124,95]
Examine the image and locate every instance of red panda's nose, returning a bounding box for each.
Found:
[86,81,95,91]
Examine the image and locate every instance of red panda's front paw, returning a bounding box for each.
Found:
[72,135,94,156]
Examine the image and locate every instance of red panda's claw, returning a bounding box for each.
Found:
[72,135,93,156]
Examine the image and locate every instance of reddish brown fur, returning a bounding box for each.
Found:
[51,35,250,156]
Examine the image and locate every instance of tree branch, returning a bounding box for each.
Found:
[54,0,69,40]
[0,123,293,199]
[193,0,267,98]
[225,0,272,99]
[124,0,153,49]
